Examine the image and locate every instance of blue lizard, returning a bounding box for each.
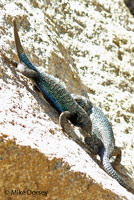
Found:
[1,19,92,137]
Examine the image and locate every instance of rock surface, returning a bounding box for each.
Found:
[0,0,134,199]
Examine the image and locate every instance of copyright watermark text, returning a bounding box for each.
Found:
[4,189,48,196]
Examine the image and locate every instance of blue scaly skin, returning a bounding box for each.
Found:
[73,95,134,194]
[0,20,92,137]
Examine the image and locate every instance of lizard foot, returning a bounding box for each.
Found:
[0,51,37,80]
[111,146,122,170]
[0,50,18,67]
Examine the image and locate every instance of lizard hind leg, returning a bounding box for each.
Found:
[0,50,18,68]
[110,146,122,170]
[0,50,38,80]
[16,63,37,79]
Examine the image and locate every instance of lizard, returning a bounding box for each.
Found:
[0,19,92,138]
[1,19,133,193]
[72,94,134,193]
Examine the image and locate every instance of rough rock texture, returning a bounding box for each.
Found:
[0,0,134,199]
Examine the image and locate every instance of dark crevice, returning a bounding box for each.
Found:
[124,0,134,15]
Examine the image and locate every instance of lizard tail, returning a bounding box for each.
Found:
[13,20,24,55]
[13,19,38,72]
[101,148,134,194]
